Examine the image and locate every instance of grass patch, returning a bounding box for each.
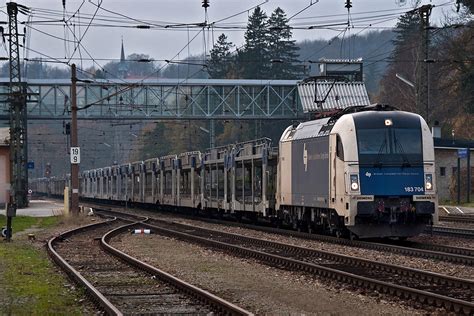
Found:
[0,215,60,234]
[0,215,87,315]
[0,242,84,315]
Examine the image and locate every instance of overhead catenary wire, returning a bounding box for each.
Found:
[67,0,101,64]
[18,2,456,33]
[65,0,86,23]
[2,1,466,83]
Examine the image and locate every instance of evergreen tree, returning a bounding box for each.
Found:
[391,10,421,60]
[378,11,422,114]
[207,34,234,79]
[267,7,302,79]
[239,6,270,79]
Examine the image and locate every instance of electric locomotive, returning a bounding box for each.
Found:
[277,104,437,238]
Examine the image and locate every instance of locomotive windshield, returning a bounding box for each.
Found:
[355,113,423,166]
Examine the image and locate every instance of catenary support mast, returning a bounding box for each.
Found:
[7,2,29,208]
[70,64,79,215]
[417,4,432,125]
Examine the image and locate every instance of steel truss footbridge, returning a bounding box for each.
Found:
[0,78,306,121]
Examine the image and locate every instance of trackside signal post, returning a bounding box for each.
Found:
[70,64,79,215]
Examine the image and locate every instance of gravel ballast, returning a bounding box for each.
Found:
[117,208,474,279]
[168,217,474,279]
[112,232,447,315]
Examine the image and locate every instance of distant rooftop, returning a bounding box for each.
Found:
[434,138,474,149]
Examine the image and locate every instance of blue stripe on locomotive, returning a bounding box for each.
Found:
[359,166,424,196]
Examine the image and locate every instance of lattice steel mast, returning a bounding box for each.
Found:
[7,2,29,208]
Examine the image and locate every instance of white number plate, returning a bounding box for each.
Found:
[70,147,80,164]
[404,186,424,193]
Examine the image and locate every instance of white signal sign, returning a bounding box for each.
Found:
[70,147,81,164]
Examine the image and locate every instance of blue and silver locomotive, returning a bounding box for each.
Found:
[277,104,437,238]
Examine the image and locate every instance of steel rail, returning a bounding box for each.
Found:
[429,226,474,239]
[47,219,123,316]
[220,221,474,265]
[92,206,474,265]
[137,220,474,314]
[439,215,474,224]
[48,214,251,315]
[101,223,253,316]
[145,219,474,289]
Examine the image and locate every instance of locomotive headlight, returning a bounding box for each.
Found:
[425,174,433,191]
[350,174,359,191]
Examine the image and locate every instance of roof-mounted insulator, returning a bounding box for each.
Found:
[202,0,210,8]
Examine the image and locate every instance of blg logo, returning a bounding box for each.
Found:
[303,143,308,172]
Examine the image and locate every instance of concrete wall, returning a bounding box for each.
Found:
[435,148,473,202]
[0,146,10,207]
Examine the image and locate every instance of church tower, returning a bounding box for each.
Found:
[118,38,128,79]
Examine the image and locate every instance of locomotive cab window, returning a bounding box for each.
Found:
[354,114,423,166]
[336,135,344,161]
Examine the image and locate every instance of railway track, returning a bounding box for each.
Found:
[89,204,474,266]
[91,208,474,313]
[208,219,474,265]
[439,215,474,223]
[254,225,474,265]
[439,215,474,224]
[48,215,251,315]
[427,226,474,239]
[119,216,474,314]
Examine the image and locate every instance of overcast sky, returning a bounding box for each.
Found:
[2,0,462,69]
